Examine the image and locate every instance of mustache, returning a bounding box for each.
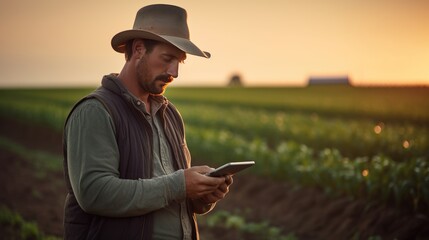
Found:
[155,75,173,83]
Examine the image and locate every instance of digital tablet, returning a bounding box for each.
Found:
[207,161,255,177]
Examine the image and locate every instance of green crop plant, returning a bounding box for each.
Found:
[201,210,298,240]
[0,205,60,240]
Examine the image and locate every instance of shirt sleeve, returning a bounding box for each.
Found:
[65,99,186,217]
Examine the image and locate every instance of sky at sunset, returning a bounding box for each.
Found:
[0,0,428,87]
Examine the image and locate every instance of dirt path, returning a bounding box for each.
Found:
[0,117,428,239]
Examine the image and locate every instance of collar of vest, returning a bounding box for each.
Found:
[101,74,169,108]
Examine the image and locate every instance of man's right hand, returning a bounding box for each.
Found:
[184,166,225,199]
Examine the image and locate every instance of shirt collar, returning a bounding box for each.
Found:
[102,73,169,115]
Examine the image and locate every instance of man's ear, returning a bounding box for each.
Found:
[132,39,146,58]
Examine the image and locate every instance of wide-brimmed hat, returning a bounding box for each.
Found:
[111,4,210,58]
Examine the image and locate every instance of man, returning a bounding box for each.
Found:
[63,4,232,240]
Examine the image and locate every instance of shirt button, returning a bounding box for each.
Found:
[136,101,141,106]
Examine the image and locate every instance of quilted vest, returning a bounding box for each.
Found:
[63,75,197,240]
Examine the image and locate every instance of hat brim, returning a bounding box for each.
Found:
[111,30,210,58]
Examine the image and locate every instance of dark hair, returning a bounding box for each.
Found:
[124,39,159,61]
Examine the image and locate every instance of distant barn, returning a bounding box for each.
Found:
[228,74,244,87]
[308,76,351,86]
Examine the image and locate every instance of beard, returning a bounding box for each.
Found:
[136,56,173,95]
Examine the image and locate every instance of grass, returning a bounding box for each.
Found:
[0,205,60,240]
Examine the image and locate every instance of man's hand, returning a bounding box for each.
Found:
[184,166,226,199]
[199,175,233,204]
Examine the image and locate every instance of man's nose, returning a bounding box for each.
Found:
[167,62,179,78]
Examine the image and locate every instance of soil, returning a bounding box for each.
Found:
[0,117,428,240]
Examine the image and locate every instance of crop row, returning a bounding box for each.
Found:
[177,103,428,162]
[186,125,429,212]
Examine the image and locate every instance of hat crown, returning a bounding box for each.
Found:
[111,4,210,58]
[133,4,190,39]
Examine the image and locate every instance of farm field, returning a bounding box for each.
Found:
[0,85,428,239]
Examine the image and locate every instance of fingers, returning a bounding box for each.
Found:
[225,175,233,186]
[212,176,232,198]
[200,187,229,204]
[184,166,224,199]
[217,182,229,194]
[189,165,213,175]
[195,188,218,197]
[184,166,234,200]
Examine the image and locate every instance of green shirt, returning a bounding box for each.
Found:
[65,95,192,239]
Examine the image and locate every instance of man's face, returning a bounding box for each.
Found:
[136,42,186,95]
